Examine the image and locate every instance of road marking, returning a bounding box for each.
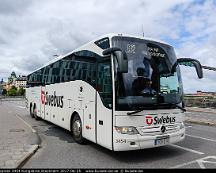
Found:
[185,125,192,129]
[171,156,216,169]
[16,106,26,109]
[170,144,204,155]
[171,158,200,168]
[197,160,205,169]
[15,114,36,133]
[186,134,216,143]
[171,160,195,168]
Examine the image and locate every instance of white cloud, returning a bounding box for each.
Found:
[0,0,216,92]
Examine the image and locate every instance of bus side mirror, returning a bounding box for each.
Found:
[103,47,128,73]
[172,58,203,79]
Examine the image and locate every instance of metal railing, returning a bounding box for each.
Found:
[184,65,216,108]
[0,95,25,101]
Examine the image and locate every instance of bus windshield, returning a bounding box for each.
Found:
[112,36,183,111]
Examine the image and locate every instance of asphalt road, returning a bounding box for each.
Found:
[3,99,216,169]
[186,111,216,122]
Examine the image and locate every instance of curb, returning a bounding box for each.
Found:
[16,144,40,168]
[186,107,216,114]
[15,114,41,168]
[185,118,216,126]
[15,114,37,133]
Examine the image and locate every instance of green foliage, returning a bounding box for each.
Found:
[7,88,17,96]
[7,86,26,96]
[18,87,25,96]
[11,86,17,90]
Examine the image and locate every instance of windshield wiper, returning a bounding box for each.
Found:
[172,104,186,112]
[127,109,144,115]
[127,103,186,116]
[127,106,156,115]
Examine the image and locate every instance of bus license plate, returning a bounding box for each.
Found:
[154,136,169,146]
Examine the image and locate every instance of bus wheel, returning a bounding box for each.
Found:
[33,106,39,120]
[30,104,34,118]
[71,114,86,144]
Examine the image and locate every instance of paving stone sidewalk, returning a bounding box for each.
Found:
[0,101,39,168]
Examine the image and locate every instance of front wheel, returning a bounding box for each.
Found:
[71,114,86,144]
[30,104,34,118]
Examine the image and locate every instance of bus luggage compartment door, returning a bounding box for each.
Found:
[79,81,96,143]
[83,100,96,143]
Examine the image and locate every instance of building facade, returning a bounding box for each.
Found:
[15,75,27,89]
[3,72,27,91]
[5,71,17,90]
[0,79,6,95]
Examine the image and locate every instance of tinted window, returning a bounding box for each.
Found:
[97,59,112,108]
[27,69,42,87]
[94,37,110,49]
[47,65,53,84]
[28,50,99,88]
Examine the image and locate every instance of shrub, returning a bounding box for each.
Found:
[18,87,25,96]
[7,86,18,96]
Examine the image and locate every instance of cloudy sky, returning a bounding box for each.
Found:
[0,0,216,93]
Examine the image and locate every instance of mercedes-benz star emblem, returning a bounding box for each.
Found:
[161,126,166,133]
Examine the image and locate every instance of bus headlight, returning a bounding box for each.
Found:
[115,126,139,135]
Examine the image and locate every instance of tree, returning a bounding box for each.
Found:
[7,86,18,96]
[2,89,7,95]
[18,87,25,96]
[11,86,17,90]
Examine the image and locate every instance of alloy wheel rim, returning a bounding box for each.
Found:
[73,120,81,137]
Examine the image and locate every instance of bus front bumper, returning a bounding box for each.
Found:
[113,128,185,151]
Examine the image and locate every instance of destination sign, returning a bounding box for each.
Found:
[148,47,166,58]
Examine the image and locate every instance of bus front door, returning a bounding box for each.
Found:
[96,59,113,150]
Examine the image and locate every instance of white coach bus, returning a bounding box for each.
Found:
[26,33,203,151]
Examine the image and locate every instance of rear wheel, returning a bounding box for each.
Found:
[33,105,39,120]
[30,104,34,118]
[71,114,86,144]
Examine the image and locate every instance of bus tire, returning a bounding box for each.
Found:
[33,104,39,120]
[30,103,34,118]
[71,114,86,144]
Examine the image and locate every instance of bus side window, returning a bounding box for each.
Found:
[44,67,49,85]
[47,64,53,85]
[97,60,112,109]
[60,53,97,87]
[60,58,71,83]
[89,63,96,87]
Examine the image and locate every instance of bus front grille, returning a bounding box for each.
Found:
[137,123,180,136]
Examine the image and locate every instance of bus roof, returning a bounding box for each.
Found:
[27,33,172,75]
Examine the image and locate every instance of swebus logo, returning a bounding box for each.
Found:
[145,116,175,125]
[146,116,153,125]
[41,91,45,105]
[41,91,64,108]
